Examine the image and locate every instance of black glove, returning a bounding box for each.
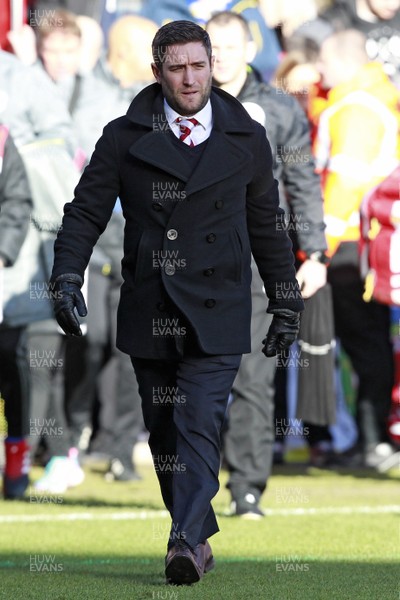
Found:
[262,308,301,357]
[51,273,87,336]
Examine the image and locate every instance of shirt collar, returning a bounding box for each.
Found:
[163,98,212,130]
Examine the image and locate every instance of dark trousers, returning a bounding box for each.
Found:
[329,265,394,447]
[0,326,29,437]
[223,263,274,500]
[131,352,241,550]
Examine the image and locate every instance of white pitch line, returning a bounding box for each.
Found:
[0,505,399,523]
[0,510,170,523]
[261,505,400,516]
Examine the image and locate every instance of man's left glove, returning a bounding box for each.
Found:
[50,273,87,336]
[262,308,301,357]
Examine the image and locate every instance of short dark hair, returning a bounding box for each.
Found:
[152,20,212,69]
[206,11,252,41]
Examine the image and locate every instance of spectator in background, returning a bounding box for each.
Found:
[75,15,104,74]
[0,48,76,151]
[206,11,328,517]
[272,41,329,148]
[271,46,343,468]
[66,15,157,481]
[0,126,32,499]
[7,11,103,75]
[12,9,86,494]
[74,14,157,155]
[36,8,84,111]
[293,0,400,85]
[0,47,81,497]
[315,29,399,467]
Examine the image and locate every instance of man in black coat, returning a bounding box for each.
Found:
[50,20,304,585]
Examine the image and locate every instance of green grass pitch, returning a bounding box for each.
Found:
[0,460,399,600]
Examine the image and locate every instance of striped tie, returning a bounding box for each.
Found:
[176,117,199,147]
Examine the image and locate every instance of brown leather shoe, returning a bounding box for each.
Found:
[165,541,202,585]
[195,540,215,575]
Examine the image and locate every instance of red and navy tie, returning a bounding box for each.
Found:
[175,117,199,146]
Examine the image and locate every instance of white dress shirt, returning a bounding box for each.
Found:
[163,98,213,146]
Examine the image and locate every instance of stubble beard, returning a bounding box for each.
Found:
[164,73,212,116]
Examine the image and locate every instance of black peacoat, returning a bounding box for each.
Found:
[52,83,303,358]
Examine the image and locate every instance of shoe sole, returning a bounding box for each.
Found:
[165,555,201,585]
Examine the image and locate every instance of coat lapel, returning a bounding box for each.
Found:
[184,130,252,196]
[129,130,193,182]
[127,85,193,182]
[126,83,256,191]
[184,87,255,195]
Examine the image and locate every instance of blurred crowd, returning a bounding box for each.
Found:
[0,0,400,516]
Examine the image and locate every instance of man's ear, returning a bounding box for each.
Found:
[210,54,215,73]
[151,62,161,83]
[246,41,257,65]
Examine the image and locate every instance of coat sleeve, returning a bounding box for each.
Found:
[246,125,304,313]
[51,123,121,280]
[278,99,327,255]
[0,132,32,266]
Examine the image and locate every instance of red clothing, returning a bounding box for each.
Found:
[0,0,28,52]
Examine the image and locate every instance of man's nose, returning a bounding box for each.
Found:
[183,66,195,85]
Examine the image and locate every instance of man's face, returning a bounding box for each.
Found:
[40,31,81,82]
[206,21,250,86]
[151,42,214,116]
[366,0,400,20]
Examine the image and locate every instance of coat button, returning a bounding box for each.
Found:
[165,264,175,276]
[167,229,178,240]
[206,233,216,243]
[204,299,216,308]
[157,302,166,312]
[152,202,163,211]
[215,200,224,209]
[203,268,214,276]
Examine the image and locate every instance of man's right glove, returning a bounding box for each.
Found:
[50,273,87,336]
[262,308,301,358]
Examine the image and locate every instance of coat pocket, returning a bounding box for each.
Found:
[121,230,144,287]
[229,227,243,284]
[133,230,147,285]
